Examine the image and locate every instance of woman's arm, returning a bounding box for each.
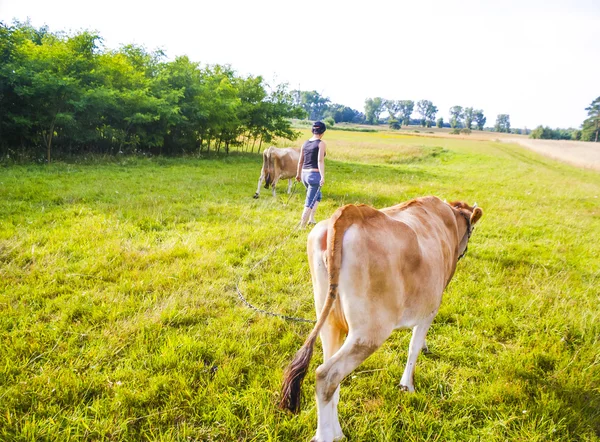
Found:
[318,140,326,186]
[296,144,304,181]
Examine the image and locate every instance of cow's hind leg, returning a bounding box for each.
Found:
[399,319,433,392]
[254,174,263,198]
[271,178,278,197]
[313,330,390,442]
[319,323,345,441]
[286,178,293,194]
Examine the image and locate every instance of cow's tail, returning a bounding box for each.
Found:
[279,205,360,414]
[264,147,273,189]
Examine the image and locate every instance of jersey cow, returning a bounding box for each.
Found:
[253,146,300,198]
[280,196,483,442]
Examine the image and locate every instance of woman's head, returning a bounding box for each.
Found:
[312,121,326,135]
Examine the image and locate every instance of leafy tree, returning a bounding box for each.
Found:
[384,99,402,120]
[293,90,330,120]
[398,100,414,127]
[364,97,384,125]
[436,117,443,128]
[416,100,437,128]
[494,114,511,133]
[449,106,463,129]
[474,109,486,130]
[582,96,600,142]
[251,82,304,152]
[11,30,92,161]
[463,107,474,130]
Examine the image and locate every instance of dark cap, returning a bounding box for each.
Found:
[312,121,326,134]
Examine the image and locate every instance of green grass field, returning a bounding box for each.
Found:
[1,130,599,441]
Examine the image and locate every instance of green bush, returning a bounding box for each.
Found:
[388,119,401,130]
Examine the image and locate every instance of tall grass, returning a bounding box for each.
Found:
[1,130,599,441]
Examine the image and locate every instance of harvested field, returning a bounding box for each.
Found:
[504,137,600,171]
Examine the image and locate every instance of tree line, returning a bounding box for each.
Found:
[529,97,600,142]
[0,21,306,161]
[362,98,507,132]
[2,21,596,163]
[297,90,600,142]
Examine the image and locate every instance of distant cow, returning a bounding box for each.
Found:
[280,196,483,442]
[253,146,300,198]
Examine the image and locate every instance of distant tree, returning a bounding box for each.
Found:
[388,118,401,130]
[530,126,550,139]
[582,96,600,142]
[399,100,414,126]
[352,111,366,124]
[293,90,330,120]
[449,106,463,129]
[463,107,474,130]
[323,116,335,127]
[364,97,384,125]
[474,109,486,130]
[436,117,443,128]
[494,114,511,133]
[416,100,437,127]
[323,103,363,123]
[384,99,402,120]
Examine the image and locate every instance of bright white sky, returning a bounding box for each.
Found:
[1,0,599,129]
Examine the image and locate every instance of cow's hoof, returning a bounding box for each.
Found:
[311,437,334,442]
[311,429,341,442]
[399,384,413,393]
[253,194,259,199]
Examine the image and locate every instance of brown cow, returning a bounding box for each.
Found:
[253,146,300,198]
[280,196,483,442]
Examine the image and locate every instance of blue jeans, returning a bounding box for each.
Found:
[302,171,322,208]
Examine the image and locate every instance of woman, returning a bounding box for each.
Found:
[296,121,327,228]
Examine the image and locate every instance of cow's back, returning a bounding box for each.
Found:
[382,197,460,284]
[324,197,460,331]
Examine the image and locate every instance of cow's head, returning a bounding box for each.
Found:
[448,201,483,260]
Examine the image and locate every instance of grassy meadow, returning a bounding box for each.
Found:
[1,129,599,441]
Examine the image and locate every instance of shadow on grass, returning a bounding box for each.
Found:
[513,367,600,437]
[551,383,600,436]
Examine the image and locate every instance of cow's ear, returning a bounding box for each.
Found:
[470,207,483,225]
